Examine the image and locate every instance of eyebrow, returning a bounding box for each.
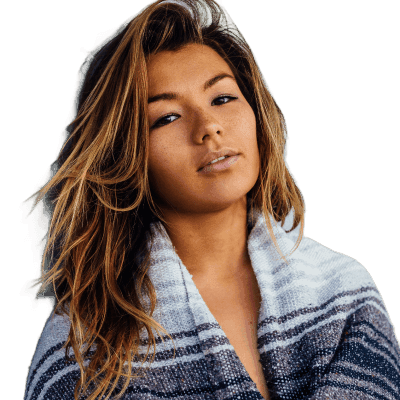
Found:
[147,73,236,104]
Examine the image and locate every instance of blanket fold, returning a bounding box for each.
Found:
[24,206,400,399]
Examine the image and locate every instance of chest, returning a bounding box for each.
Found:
[192,268,270,400]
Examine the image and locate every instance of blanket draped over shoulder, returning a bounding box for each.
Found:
[24,206,400,399]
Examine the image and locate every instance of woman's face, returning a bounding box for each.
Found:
[146,43,260,215]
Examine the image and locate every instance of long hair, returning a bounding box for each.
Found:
[25,0,305,398]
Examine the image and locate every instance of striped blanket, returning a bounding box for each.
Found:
[24,206,400,399]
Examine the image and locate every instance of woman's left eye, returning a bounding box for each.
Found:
[212,95,238,106]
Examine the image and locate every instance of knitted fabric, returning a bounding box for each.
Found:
[24,206,400,399]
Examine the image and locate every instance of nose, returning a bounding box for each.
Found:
[193,111,224,142]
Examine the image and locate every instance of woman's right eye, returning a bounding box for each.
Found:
[152,113,179,128]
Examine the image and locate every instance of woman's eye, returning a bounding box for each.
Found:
[214,96,237,105]
[153,114,179,128]
[152,95,238,128]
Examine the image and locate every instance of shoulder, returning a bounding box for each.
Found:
[24,310,80,400]
[288,233,400,342]
[294,234,377,290]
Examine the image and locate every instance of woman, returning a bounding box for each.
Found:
[23,0,400,399]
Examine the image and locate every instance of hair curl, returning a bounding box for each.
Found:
[25,0,305,398]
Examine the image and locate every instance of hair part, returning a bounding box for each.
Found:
[25,0,305,398]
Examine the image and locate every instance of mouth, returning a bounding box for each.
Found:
[206,155,229,166]
[198,154,240,173]
[197,149,240,171]
[198,155,229,171]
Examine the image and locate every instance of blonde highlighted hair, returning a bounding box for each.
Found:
[25,0,305,398]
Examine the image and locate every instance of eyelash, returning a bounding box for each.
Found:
[151,95,238,129]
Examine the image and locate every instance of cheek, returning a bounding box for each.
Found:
[239,108,258,147]
[243,109,259,168]
[147,161,170,203]
[148,143,180,194]
[147,143,166,191]
[239,102,256,131]
[148,139,169,176]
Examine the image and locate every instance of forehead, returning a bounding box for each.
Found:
[146,44,233,91]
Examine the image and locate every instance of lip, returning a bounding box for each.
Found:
[197,148,240,171]
[198,154,240,174]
